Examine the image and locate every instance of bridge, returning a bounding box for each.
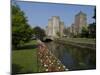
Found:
[43,36,54,42]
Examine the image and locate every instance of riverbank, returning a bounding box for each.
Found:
[55,38,96,50]
[12,40,38,74]
[45,40,96,70]
[37,40,67,72]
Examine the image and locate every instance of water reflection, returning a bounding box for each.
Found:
[45,41,96,71]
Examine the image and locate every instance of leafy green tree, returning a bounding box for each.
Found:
[88,23,96,38]
[33,26,46,41]
[12,5,33,48]
[56,32,60,37]
[81,25,89,38]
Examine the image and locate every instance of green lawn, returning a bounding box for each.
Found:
[62,38,96,44]
[12,40,38,74]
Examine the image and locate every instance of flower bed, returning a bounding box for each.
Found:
[37,40,67,72]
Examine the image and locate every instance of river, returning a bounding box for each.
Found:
[45,41,96,71]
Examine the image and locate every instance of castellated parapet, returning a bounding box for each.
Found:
[46,16,64,38]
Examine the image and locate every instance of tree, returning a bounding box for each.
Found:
[33,26,46,41]
[88,7,96,38]
[63,28,70,37]
[56,32,60,37]
[12,4,33,48]
[81,25,89,38]
[88,23,96,38]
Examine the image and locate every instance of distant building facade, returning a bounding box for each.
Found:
[66,11,87,36]
[46,16,64,38]
[74,11,87,35]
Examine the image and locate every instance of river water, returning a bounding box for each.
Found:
[45,41,96,71]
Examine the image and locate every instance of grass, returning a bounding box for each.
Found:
[12,40,38,74]
[62,38,96,44]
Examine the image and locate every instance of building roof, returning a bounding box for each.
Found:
[75,11,86,17]
[52,16,60,19]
